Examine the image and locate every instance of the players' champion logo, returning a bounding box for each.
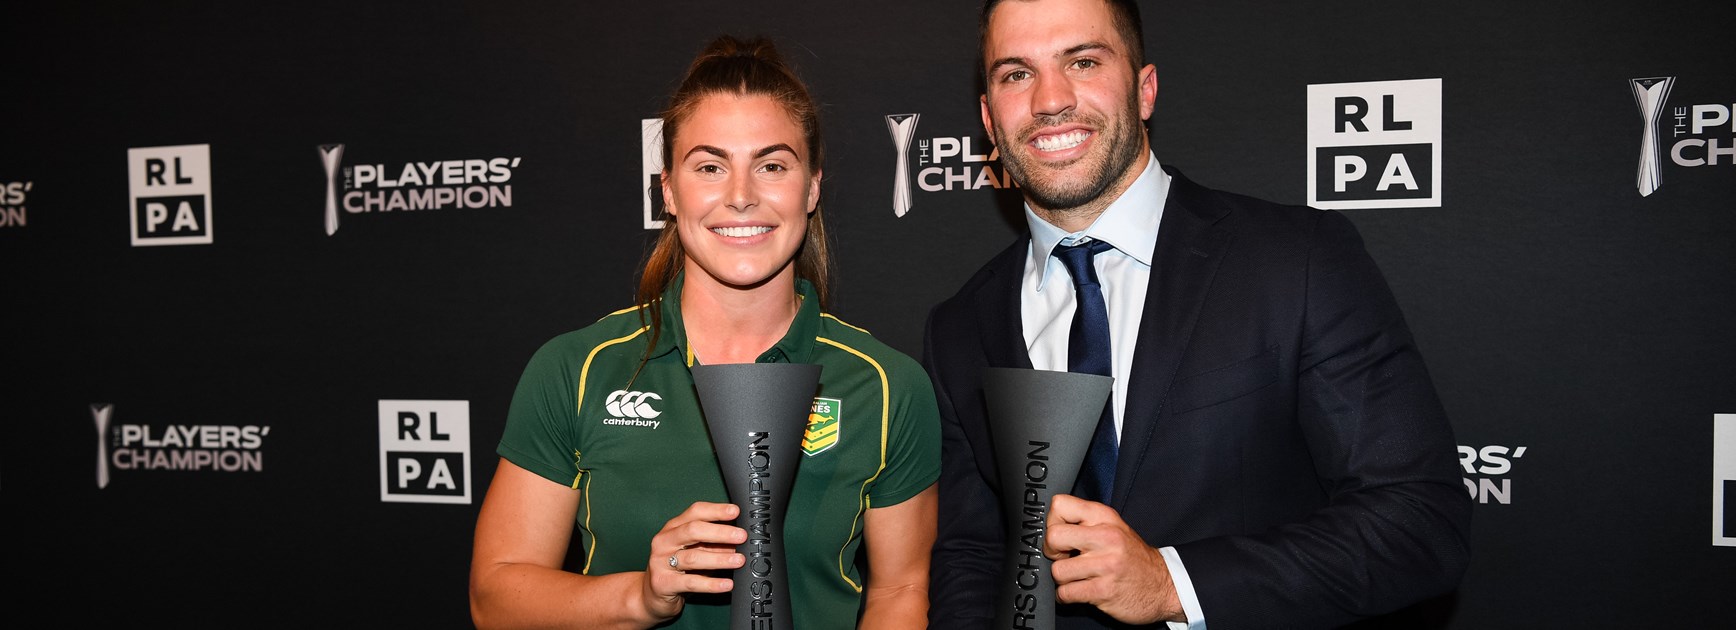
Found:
[320,143,345,235]
[886,113,920,217]
[92,403,112,489]
[1630,77,1674,197]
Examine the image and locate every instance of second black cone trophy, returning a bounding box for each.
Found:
[984,366,1114,630]
[692,362,822,630]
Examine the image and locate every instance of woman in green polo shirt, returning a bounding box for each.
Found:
[469,34,941,630]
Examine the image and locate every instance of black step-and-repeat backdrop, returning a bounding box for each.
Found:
[4,1,1732,627]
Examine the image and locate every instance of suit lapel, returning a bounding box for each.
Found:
[1111,168,1230,505]
[962,237,1032,495]
[976,236,1035,370]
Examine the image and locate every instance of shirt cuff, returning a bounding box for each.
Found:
[1160,546,1207,630]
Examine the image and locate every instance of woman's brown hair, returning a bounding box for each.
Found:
[634,34,832,364]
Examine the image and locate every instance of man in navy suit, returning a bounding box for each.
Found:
[923,0,1473,627]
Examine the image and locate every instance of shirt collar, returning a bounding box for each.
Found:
[651,273,689,364]
[1024,151,1170,289]
[775,279,820,364]
[654,272,820,366]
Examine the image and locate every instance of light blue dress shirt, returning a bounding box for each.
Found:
[1020,153,1207,630]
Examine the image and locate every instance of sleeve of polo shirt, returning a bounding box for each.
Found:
[866,354,942,507]
[496,333,585,487]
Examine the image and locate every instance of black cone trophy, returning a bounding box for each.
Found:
[983,366,1114,630]
[692,362,822,630]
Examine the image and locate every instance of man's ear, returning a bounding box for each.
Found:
[980,93,996,142]
[1138,64,1158,120]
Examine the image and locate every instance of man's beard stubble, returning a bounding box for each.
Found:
[993,94,1146,215]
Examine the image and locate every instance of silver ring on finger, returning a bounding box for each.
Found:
[668,555,680,570]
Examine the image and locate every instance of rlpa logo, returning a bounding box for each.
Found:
[378,399,471,505]
[1715,414,1735,547]
[641,119,667,230]
[128,144,213,246]
[1306,79,1443,210]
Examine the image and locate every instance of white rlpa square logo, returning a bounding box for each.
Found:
[378,399,471,504]
[1306,79,1442,210]
[1716,414,1736,546]
[642,118,666,230]
[128,144,213,246]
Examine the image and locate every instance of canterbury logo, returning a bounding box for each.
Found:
[604,390,663,418]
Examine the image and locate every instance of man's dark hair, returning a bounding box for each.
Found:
[979,0,1146,73]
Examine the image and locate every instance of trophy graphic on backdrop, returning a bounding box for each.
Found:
[983,367,1114,630]
[1629,77,1675,197]
[692,362,823,630]
[319,143,345,235]
[91,403,112,489]
[886,113,920,217]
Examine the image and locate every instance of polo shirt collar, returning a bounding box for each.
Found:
[655,272,820,366]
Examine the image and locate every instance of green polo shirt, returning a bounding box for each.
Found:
[498,275,941,629]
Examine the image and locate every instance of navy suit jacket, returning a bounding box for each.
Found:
[922,166,1472,629]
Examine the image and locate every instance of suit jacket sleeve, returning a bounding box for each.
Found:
[1174,210,1471,629]
[923,299,1003,630]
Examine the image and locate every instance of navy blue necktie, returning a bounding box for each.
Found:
[1053,239,1118,503]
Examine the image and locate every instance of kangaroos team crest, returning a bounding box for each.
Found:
[803,397,841,456]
